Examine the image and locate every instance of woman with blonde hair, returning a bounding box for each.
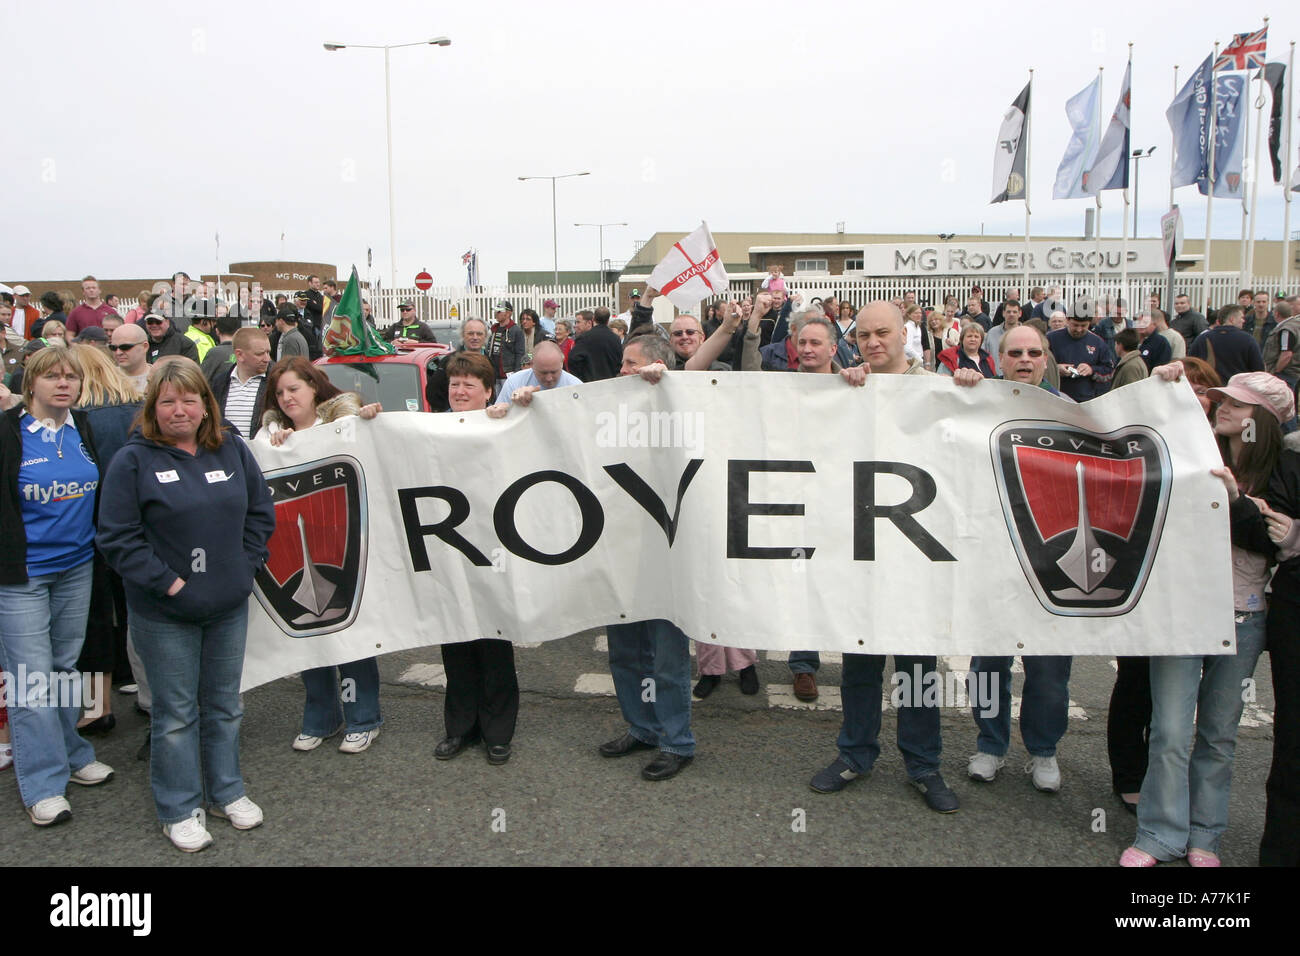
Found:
[71,345,144,734]
[1,345,114,827]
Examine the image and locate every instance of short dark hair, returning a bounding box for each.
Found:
[261,356,341,429]
[443,351,495,394]
[276,305,299,323]
[216,314,241,337]
[593,306,611,325]
[1218,305,1244,325]
[40,290,63,311]
[624,333,673,366]
[1115,329,1140,353]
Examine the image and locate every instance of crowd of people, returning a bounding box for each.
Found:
[0,271,1297,867]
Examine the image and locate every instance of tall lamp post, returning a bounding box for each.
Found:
[324,36,451,294]
[575,222,627,285]
[519,172,590,284]
[1131,146,1157,238]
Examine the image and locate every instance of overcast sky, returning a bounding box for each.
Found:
[4,0,1296,286]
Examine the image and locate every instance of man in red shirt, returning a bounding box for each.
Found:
[66,276,114,334]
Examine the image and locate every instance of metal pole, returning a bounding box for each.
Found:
[551,177,559,285]
[1284,42,1296,294]
[1024,69,1033,297]
[1094,67,1103,301]
[1133,156,1141,237]
[598,225,604,287]
[1203,45,1220,314]
[1245,60,1268,291]
[1168,64,1179,314]
[384,46,397,295]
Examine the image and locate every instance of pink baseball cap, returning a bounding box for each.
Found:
[1208,372,1296,424]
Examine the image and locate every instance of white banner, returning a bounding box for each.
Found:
[242,374,1234,690]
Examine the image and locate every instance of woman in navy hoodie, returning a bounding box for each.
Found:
[97,361,274,853]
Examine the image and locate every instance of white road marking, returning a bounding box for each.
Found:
[766,684,843,711]
[764,650,842,663]
[398,663,446,688]
[574,673,616,696]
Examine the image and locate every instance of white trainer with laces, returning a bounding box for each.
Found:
[1026,755,1062,792]
[339,728,379,754]
[28,795,72,827]
[967,752,1006,782]
[209,796,264,830]
[70,760,115,786]
[292,723,344,752]
[163,814,213,852]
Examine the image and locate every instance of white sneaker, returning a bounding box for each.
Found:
[27,795,72,827]
[339,728,379,754]
[1026,755,1062,792]
[0,745,12,771]
[70,760,115,786]
[291,723,344,751]
[967,752,1005,782]
[163,814,214,852]
[209,796,263,830]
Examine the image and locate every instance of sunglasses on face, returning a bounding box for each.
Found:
[107,343,142,352]
[670,330,699,338]
[1005,348,1044,358]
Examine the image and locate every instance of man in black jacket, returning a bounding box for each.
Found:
[567,306,623,382]
[209,328,271,438]
[144,314,199,364]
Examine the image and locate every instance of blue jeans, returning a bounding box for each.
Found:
[606,619,695,756]
[301,658,382,736]
[0,560,96,807]
[789,650,820,674]
[130,603,249,824]
[838,654,941,779]
[1136,612,1267,860]
[969,655,1073,757]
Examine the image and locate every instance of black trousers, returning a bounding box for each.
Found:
[1262,598,1300,866]
[440,639,519,747]
[1106,656,1151,794]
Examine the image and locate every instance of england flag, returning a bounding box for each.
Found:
[648,222,729,311]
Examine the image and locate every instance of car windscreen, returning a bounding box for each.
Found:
[317,362,423,412]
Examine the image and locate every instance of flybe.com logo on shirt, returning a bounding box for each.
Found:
[22,479,99,505]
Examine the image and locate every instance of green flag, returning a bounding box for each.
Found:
[322,266,394,357]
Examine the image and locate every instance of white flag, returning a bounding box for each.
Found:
[648,221,729,311]
[1054,76,1101,199]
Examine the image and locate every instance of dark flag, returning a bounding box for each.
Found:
[992,81,1031,203]
[323,266,393,357]
[1265,61,1287,183]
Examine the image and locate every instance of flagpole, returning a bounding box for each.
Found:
[1245,17,1270,293]
[1121,44,1132,311]
[1094,66,1104,302]
[1284,42,1296,295]
[1239,54,1253,284]
[1168,64,1179,315]
[1024,69,1034,297]
[1203,43,1220,313]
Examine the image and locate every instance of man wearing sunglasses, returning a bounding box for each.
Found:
[142,313,199,365]
[667,314,729,371]
[109,324,152,392]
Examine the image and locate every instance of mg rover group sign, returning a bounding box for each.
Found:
[241,374,1231,690]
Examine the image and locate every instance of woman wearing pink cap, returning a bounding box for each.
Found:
[1122,371,1300,867]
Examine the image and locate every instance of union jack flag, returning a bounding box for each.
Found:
[1214,27,1267,71]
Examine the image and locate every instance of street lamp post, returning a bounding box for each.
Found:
[324,36,451,295]
[1131,146,1157,238]
[519,172,590,284]
[575,222,627,285]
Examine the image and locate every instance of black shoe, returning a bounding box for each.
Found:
[693,675,721,699]
[810,757,863,794]
[641,752,693,781]
[912,772,960,813]
[434,734,480,760]
[136,729,151,762]
[77,713,116,736]
[599,733,657,758]
[738,665,760,695]
[486,744,512,765]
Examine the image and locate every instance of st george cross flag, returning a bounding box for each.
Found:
[1214,27,1267,72]
[1053,76,1101,199]
[648,222,729,311]
[1083,61,1131,194]
[991,81,1031,203]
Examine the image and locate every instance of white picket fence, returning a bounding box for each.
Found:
[368,283,617,326]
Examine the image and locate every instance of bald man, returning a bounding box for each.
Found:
[810,300,974,813]
[110,323,151,392]
[494,340,582,407]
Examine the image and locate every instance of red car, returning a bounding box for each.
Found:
[314,345,452,413]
